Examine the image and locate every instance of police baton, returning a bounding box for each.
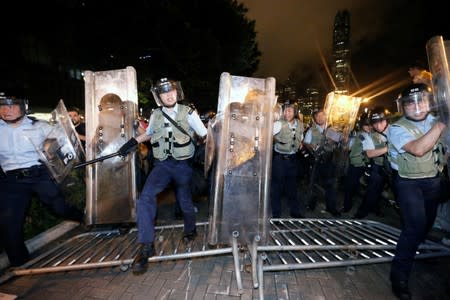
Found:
[73,152,122,169]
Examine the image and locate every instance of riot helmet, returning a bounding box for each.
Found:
[369,107,387,124]
[357,112,370,127]
[151,78,184,107]
[369,106,388,132]
[0,95,28,122]
[396,83,432,121]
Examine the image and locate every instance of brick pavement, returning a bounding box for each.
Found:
[1,189,450,299]
[1,252,450,299]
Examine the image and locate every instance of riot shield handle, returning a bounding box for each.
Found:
[73,152,122,169]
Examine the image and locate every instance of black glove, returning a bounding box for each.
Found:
[118,137,138,156]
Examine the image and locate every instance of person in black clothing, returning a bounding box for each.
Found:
[68,106,86,149]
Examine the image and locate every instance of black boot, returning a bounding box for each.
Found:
[391,280,411,300]
[183,229,197,243]
[132,243,155,275]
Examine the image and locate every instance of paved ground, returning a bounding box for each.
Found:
[1,186,450,299]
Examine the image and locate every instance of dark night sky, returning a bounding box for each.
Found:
[240,0,449,109]
[241,0,393,81]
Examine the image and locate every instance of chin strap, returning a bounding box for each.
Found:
[2,115,25,124]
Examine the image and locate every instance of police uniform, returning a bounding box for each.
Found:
[303,124,340,216]
[136,103,207,245]
[342,129,371,212]
[271,118,303,218]
[0,116,83,266]
[354,129,389,218]
[387,114,442,287]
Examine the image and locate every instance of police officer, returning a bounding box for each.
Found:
[0,96,84,267]
[387,83,447,299]
[271,101,304,218]
[118,78,207,275]
[354,107,390,218]
[342,113,372,213]
[303,109,341,217]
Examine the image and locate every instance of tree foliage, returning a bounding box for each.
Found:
[1,0,260,112]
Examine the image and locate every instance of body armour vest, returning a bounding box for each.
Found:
[371,131,387,166]
[274,120,303,154]
[151,105,195,161]
[348,131,368,167]
[392,117,440,179]
[309,126,324,146]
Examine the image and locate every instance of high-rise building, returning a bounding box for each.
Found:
[332,10,351,94]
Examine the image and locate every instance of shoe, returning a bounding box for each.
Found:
[132,243,155,275]
[183,229,197,243]
[391,280,411,300]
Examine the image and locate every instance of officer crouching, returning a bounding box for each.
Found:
[0,95,84,267]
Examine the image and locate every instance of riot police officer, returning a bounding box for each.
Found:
[387,83,447,299]
[342,113,372,213]
[271,100,304,218]
[303,109,341,217]
[118,78,207,275]
[0,96,83,267]
[354,107,390,218]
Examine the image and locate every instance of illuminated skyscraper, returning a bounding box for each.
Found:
[332,10,351,94]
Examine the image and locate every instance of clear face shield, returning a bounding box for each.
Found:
[397,91,431,120]
[151,79,184,107]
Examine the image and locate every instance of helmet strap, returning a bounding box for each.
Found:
[2,114,24,124]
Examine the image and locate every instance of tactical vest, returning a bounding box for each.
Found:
[392,117,440,179]
[151,105,195,161]
[309,125,324,145]
[274,120,303,154]
[371,131,387,166]
[348,131,368,167]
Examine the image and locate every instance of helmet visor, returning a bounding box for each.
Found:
[0,97,21,106]
[400,92,430,118]
[151,80,184,107]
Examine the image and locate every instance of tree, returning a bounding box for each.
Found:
[1,0,261,112]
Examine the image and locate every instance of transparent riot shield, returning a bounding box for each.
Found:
[323,91,363,176]
[207,72,276,246]
[426,36,450,130]
[34,99,85,184]
[84,66,138,225]
[323,91,363,139]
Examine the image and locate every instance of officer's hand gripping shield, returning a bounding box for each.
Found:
[84,66,138,226]
[207,72,276,246]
